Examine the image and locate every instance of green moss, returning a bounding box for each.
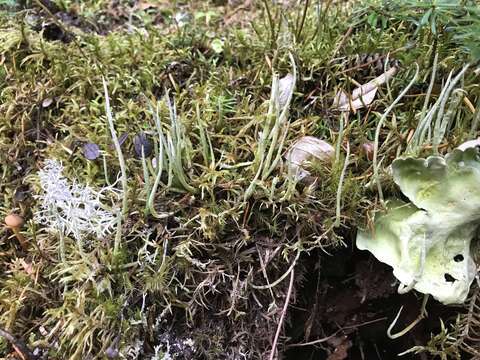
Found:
[0,0,479,358]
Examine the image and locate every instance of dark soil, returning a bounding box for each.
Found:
[285,244,463,359]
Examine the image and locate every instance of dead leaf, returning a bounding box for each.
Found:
[42,98,53,108]
[284,136,335,181]
[136,0,168,11]
[20,259,35,279]
[326,335,352,360]
[333,66,398,112]
[278,73,295,109]
[457,138,480,151]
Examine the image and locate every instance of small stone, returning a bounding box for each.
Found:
[83,143,100,160]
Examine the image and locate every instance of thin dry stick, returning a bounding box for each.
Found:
[268,268,295,360]
[251,250,300,290]
[458,288,478,345]
[261,0,276,47]
[469,100,480,137]
[256,244,276,301]
[287,316,387,348]
[295,0,311,40]
[0,327,36,360]
[331,26,353,57]
[289,331,339,348]
[340,44,412,74]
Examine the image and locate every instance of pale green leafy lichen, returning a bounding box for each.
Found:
[357,147,480,304]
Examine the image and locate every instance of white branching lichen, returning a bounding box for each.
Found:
[35,159,118,241]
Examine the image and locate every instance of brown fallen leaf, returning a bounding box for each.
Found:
[20,259,36,280]
[278,73,295,109]
[42,97,53,108]
[457,138,480,151]
[326,335,352,360]
[136,0,168,11]
[284,136,335,181]
[333,66,398,112]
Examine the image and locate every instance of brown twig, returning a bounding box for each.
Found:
[261,0,276,49]
[296,0,311,41]
[339,44,412,74]
[224,0,253,26]
[0,328,36,360]
[268,268,295,360]
[331,26,353,57]
[287,316,388,348]
[256,244,276,302]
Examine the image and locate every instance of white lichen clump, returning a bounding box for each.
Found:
[35,159,117,241]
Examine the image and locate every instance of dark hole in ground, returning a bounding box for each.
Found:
[284,243,466,359]
[41,22,74,43]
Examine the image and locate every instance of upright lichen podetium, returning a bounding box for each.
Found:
[103,78,128,255]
